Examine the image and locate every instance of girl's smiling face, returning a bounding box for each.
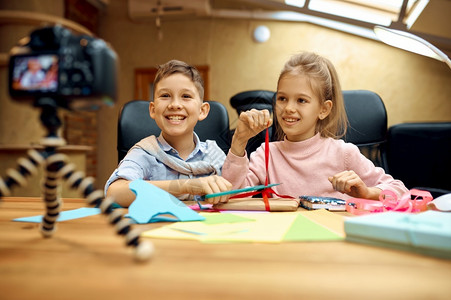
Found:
[275,73,332,142]
[149,73,209,143]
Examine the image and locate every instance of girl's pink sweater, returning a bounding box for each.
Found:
[222,133,408,200]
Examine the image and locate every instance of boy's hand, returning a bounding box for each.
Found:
[181,175,232,204]
[231,109,272,156]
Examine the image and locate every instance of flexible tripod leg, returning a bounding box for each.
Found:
[46,153,154,261]
[0,149,45,197]
[0,148,63,237]
[0,98,154,261]
[0,150,154,261]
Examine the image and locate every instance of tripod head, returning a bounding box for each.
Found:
[34,97,66,148]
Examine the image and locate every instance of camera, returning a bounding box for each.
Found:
[8,26,118,110]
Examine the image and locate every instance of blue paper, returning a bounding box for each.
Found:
[345,210,451,258]
[127,180,205,224]
[13,207,101,223]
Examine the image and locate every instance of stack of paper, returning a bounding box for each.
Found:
[344,210,451,258]
[141,209,344,243]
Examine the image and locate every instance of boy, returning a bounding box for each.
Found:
[105,60,231,207]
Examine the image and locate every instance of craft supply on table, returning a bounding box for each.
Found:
[346,189,433,215]
[141,209,344,243]
[299,196,346,211]
[213,197,300,211]
[344,210,451,259]
[127,180,205,223]
[13,207,102,223]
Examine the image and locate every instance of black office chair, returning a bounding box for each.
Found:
[385,122,451,198]
[230,90,275,115]
[117,100,231,162]
[229,90,276,157]
[342,90,388,170]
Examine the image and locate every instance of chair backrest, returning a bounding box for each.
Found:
[229,90,276,157]
[342,90,388,170]
[117,100,231,162]
[385,122,451,197]
[230,90,275,115]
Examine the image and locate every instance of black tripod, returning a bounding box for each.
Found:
[0,98,153,261]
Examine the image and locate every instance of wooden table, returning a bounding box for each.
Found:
[1,197,450,300]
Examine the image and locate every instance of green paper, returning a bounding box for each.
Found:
[202,213,255,225]
[283,214,343,241]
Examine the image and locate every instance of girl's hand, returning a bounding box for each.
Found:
[231,109,272,156]
[328,170,372,199]
[180,175,232,204]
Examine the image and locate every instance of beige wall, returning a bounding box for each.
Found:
[1,0,450,192]
[0,0,65,145]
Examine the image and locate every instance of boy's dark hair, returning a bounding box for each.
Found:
[154,59,204,100]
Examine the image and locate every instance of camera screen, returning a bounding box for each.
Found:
[10,54,58,92]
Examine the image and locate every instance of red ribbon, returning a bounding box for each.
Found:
[262,127,270,210]
[230,127,293,211]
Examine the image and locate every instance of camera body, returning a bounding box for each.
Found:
[8,26,117,110]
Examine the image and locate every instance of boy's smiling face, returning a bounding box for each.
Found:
[150,73,209,143]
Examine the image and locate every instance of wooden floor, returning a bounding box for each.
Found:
[1,197,450,300]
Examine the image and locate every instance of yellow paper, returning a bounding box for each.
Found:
[298,209,345,237]
[141,212,299,243]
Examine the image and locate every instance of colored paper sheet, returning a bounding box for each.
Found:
[219,210,269,214]
[202,213,298,243]
[13,207,101,223]
[142,212,299,243]
[142,210,346,244]
[283,214,343,241]
[298,209,346,237]
[202,213,255,225]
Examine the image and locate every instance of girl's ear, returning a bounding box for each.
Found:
[319,100,333,120]
[198,101,210,121]
[149,102,156,119]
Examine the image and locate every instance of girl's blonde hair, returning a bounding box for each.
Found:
[153,59,204,101]
[275,52,348,140]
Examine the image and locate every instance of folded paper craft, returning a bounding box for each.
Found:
[344,210,451,259]
[127,180,205,224]
[213,197,300,211]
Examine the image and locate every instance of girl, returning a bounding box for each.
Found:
[222,52,408,200]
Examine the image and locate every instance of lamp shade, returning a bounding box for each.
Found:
[374,25,451,69]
